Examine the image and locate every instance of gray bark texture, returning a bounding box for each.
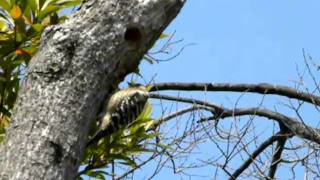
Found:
[0,0,185,179]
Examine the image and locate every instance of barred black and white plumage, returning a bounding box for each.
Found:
[86,85,148,147]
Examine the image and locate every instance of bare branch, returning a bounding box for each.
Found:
[150,104,214,130]
[149,82,320,106]
[149,93,223,114]
[150,93,320,144]
[230,132,288,180]
[116,153,159,180]
[268,136,287,179]
[218,108,320,145]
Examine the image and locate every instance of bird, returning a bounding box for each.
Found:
[86,84,149,147]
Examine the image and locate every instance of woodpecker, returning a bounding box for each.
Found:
[86,85,149,147]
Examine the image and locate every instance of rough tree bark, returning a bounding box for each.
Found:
[0,0,185,179]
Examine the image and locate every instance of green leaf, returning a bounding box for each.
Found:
[0,114,10,129]
[56,0,81,8]
[150,142,174,151]
[107,154,136,167]
[0,134,5,144]
[41,0,56,11]
[146,85,154,92]
[9,0,16,7]
[38,0,81,22]
[159,33,169,39]
[5,78,19,109]
[37,4,60,22]
[39,0,47,10]
[140,132,157,141]
[11,58,25,65]
[0,39,15,57]
[49,12,58,24]
[85,170,105,180]
[0,32,14,41]
[125,147,155,154]
[0,106,11,117]
[0,21,9,33]
[107,141,128,150]
[16,0,29,13]
[57,15,68,23]
[137,102,152,120]
[12,15,27,42]
[0,0,11,12]
[27,0,37,12]
[15,31,26,43]
[26,23,44,38]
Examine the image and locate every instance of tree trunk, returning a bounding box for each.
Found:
[0,0,185,179]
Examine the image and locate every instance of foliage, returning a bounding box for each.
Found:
[78,103,165,179]
[0,0,81,142]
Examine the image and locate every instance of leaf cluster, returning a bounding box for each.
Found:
[0,0,81,142]
[79,103,167,179]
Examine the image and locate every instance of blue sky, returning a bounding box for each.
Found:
[131,0,320,179]
[141,0,320,85]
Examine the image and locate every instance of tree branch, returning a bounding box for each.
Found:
[219,108,320,144]
[150,104,214,130]
[267,136,287,179]
[149,93,223,114]
[229,132,288,180]
[150,93,320,144]
[149,82,320,106]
